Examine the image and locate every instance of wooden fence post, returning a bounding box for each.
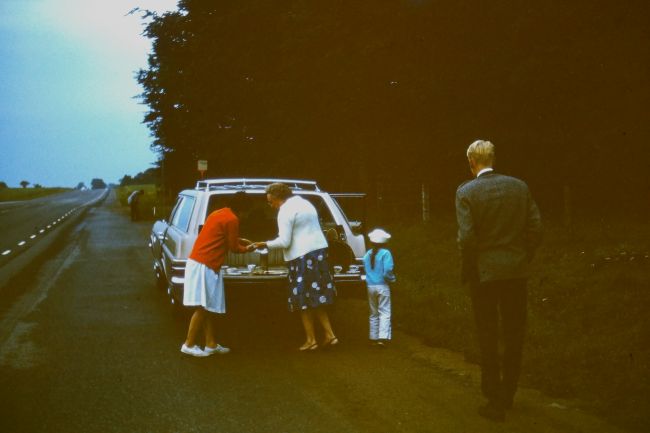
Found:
[422,183,430,222]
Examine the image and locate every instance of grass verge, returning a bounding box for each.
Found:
[386,215,649,432]
[0,187,71,202]
[113,184,171,221]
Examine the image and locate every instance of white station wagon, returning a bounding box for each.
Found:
[149,178,366,306]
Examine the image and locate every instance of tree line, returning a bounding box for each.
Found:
[120,167,160,187]
[0,181,43,189]
[137,0,649,218]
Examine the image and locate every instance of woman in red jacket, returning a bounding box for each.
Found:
[180,192,251,357]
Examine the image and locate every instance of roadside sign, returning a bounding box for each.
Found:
[198,160,207,179]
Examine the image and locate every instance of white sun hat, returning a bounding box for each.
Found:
[368,228,391,244]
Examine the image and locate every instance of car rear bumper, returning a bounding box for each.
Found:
[168,267,364,288]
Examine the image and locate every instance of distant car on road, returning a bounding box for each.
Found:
[149,178,366,307]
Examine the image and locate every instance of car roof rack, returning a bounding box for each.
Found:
[195,178,320,192]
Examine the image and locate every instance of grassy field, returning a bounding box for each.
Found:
[113,184,169,220]
[386,215,649,432]
[0,187,71,202]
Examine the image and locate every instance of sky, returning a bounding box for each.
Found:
[0,0,179,188]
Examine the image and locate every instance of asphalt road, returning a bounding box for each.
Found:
[0,191,627,433]
[0,189,105,264]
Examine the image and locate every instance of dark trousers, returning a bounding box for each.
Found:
[470,278,527,407]
[130,203,139,221]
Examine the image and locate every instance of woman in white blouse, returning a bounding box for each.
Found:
[250,183,338,351]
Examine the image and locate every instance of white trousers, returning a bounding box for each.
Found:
[368,284,391,340]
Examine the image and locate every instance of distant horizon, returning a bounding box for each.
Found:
[0,179,144,189]
[0,160,160,189]
[0,166,160,189]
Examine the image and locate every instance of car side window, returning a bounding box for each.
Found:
[168,198,182,223]
[170,195,195,232]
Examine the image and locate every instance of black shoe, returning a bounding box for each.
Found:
[478,403,505,422]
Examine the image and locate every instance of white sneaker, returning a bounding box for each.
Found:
[180,344,209,357]
[203,344,230,355]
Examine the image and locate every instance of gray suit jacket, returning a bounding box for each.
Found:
[455,172,542,284]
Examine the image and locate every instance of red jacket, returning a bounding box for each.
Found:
[189,208,247,271]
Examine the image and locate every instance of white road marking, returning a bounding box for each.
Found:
[1,190,106,262]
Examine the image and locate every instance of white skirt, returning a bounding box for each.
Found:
[183,259,226,313]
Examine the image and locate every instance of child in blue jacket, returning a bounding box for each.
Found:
[363,228,396,346]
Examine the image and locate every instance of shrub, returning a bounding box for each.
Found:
[388,216,650,432]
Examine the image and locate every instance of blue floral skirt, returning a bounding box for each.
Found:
[287,248,337,312]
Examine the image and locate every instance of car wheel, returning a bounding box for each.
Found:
[154,261,166,290]
[166,285,175,304]
[167,285,185,316]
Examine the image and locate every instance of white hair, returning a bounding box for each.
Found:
[466,139,495,166]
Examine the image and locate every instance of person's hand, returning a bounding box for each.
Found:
[239,238,252,246]
[249,241,267,251]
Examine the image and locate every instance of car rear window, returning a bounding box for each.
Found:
[207,193,336,240]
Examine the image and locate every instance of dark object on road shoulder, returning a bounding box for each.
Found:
[128,190,144,221]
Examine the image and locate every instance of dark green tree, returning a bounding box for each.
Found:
[120,175,134,186]
[137,0,650,217]
[91,178,107,189]
[120,168,160,186]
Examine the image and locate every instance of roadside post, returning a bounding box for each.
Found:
[198,160,207,180]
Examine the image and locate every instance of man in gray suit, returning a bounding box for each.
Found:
[456,140,542,422]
